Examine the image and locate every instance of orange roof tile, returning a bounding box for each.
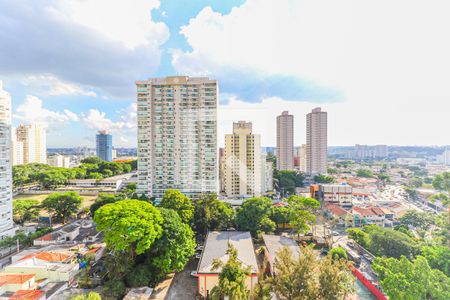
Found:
[325,203,349,217]
[20,252,72,262]
[0,274,35,285]
[10,289,44,300]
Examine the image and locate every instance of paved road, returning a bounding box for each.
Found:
[165,259,198,300]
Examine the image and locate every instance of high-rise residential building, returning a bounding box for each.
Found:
[223,121,261,198]
[306,107,327,175]
[261,154,273,193]
[0,81,15,237]
[136,76,218,199]
[298,144,307,173]
[15,124,47,164]
[11,129,24,166]
[96,131,113,162]
[276,111,294,170]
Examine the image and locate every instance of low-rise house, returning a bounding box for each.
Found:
[197,231,258,298]
[352,206,387,227]
[3,258,79,284]
[323,203,354,227]
[262,235,298,275]
[9,289,45,300]
[123,287,153,300]
[0,274,36,293]
[34,220,102,246]
[318,184,353,206]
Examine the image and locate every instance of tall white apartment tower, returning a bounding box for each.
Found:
[223,121,262,198]
[136,76,218,199]
[15,124,47,164]
[0,81,15,237]
[11,129,24,165]
[276,111,294,170]
[306,107,327,175]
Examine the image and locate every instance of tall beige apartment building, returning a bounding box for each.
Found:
[15,124,47,164]
[306,107,327,175]
[136,76,218,199]
[223,121,261,197]
[0,81,15,237]
[276,111,294,170]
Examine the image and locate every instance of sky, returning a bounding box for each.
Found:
[1,0,449,148]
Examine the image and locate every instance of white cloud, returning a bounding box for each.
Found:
[178,0,450,145]
[21,75,96,97]
[54,0,169,49]
[14,95,77,129]
[80,103,136,132]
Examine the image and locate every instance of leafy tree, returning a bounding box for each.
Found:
[13,199,40,225]
[317,255,355,300]
[94,200,163,256]
[286,196,320,236]
[273,170,304,196]
[314,174,335,184]
[159,189,194,224]
[41,191,82,223]
[421,245,450,277]
[210,243,250,300]
[270,206,291,227]
[125,264,153,287]
[145,208,196,283]
[327,168,338,174]
[90,193,122,216]
[400,210,435,230]
[81,156,103,164]
[409,177,424,188]
[432,172,450,192]
[235,197,275,236]
[372,256,450,300]
[329,247,348,260]
[356,169,374,178]
[193,193,234,235]
[36,169,69,189]
[70,292,101,300]
[268,245,354,300]
[369,229,420,259]
[102,279,126,299]
[346,228,370,248]
[377,173,390,183]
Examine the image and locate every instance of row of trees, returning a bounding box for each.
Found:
[13,157,137,189]
[13,191,83,224]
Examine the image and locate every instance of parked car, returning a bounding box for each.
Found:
[347,242,354,248]
[190,271,198,277]
[195,253,202,259]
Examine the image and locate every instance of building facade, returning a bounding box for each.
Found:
[0,82,15,237]
[223,121,261,198]
[306,107,327,175]
[276,111,294,170]
[47,154,71,168]
[261,154,273,193]
[11,129,24,166]
[96,131,113,162]
[136,76,218,199]
[15,124,47,164]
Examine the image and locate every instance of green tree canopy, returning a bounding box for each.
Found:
[193,193,234,235]
[400,210,435,230]
[329,247,348,260]
[421,245,450,277]
[144,208,196,284]
[372,256,450,300]
[90,193,123,216]
[235,197,275,236]
[314,174,335,184]
[356,169,374,178]
[159,189,194,224]
[210,243,251,300]
[432,172,450,192]
[94,200,163,255]
[13,199,40,225]
[267,245,354,300]
[286,196,320,236]
[41,191,82,223]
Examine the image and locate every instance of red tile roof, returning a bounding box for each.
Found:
[0,274,35,285]
[10,289,44,300]
[20,252,72,262]
[324,203,349,217]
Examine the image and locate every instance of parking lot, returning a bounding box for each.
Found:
[165,259,198,299]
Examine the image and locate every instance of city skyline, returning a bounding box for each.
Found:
[1,0,449,148]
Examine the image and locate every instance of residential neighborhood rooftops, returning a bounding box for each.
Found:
[0,274,35,285]
[197,231,258,274]
[324,203,349,217]
[262,234,299,260]
[10,289,44,300]
[20,252,72,263]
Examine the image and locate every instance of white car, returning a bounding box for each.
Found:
[190,271,198,277]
